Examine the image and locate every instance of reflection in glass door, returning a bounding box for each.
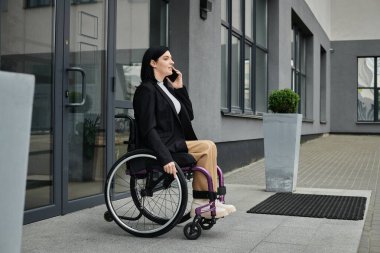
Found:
[0,0,55,210]
[114,0,168,159]
[65,0,107,201]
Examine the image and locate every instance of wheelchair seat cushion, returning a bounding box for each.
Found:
[125,149,196,174]
[171,152,196,167]
[130,149,196,167]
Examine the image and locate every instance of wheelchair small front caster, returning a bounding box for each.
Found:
[104,211,113,222]
[199,217,215,230]
[184,222,202,240]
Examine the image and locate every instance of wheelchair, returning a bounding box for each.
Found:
[104,115,227,240]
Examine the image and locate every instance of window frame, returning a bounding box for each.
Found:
[357,57,379,122]
[320,46,327,123]
[25,0,52,8]
[25,0,98,8]
[291,25,307,117]
[221,0,268,117]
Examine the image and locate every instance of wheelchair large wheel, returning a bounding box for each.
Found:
[105,150,188,237]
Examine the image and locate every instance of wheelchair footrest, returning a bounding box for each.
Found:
[217,186,226,196]
[193,190,217,200]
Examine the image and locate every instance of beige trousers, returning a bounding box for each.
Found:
[186,140,218,192]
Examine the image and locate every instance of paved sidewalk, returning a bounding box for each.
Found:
[22,134,379,253]
[227,134,380,253]
[22,186,369,253]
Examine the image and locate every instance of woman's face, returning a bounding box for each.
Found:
[150,50,174,78]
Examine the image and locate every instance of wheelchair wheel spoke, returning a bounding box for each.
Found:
[105,153,187,237]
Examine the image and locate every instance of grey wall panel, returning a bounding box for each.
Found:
[187,0,222,141]
[169,0,190,87]
[304,0,331,37]
[267,0,280,94]
[216,139,264,173]
[270,0,331,135]
[331,40,380,133]
[331,0,380,41]
[277,0,293,90]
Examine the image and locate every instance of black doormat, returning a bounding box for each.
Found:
[247,193,366,220]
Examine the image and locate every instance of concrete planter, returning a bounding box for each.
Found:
[0,71,35,253]
[263,113,302,192]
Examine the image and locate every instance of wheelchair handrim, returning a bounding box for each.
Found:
[105,153,183,234]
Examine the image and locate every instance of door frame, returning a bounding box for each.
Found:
[61,0,113,214]
[24,0,116,223]
[24,0,63,224]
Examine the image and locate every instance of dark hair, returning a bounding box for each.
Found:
[140,46,170,83]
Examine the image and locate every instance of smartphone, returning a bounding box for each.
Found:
[167,70,178,82]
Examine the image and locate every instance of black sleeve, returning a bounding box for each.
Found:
[174,86,194,121]
[133,85,173,165]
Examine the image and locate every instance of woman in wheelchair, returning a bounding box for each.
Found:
[134,46,236,219]
[104,46,235,239]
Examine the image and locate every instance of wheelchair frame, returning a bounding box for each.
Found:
[104,114,226,240]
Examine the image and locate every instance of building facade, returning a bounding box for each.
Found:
[0,0,379,223]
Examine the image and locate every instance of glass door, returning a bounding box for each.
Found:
[62,0,107,212]
[4,0,170,222]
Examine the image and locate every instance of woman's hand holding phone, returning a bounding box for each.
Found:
[167,66,183,89]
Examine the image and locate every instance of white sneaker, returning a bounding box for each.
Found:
[190,199,229,219]
[215,200,236,214]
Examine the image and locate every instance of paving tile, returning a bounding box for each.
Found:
[279,216,322,228]
[360,243,370,252]
[250,242,305,253]
[370,231,380,237]
[305,244,358,253]
[370,247,380,253]
[224,213,286,234]
[371,240,380,247]
[322,218,363,226]
[263,226,317,245]
[309,223,362,247]
[146,243,237,253]
[361,237,370,243]
[160,227,265,252]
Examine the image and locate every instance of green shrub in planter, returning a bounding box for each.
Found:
[268,88,300,113]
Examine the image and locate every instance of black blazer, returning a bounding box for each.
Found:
[133,80,197,165]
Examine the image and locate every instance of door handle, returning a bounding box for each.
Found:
[66,67,86,107]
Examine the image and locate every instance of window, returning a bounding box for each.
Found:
[221,27,229,109]
[25,0,52,8]
[221,0,268,115]
[25,0,97,8]
[291,10,314,120]
[320,47,327,123]
[2,0,55,209]
[71,0,98,4]
[357,57,380,122]
[291,26,307,117]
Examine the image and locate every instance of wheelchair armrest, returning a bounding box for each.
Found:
[126,148,157,157]
[171,153,196,168]
[124,149,196,170]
